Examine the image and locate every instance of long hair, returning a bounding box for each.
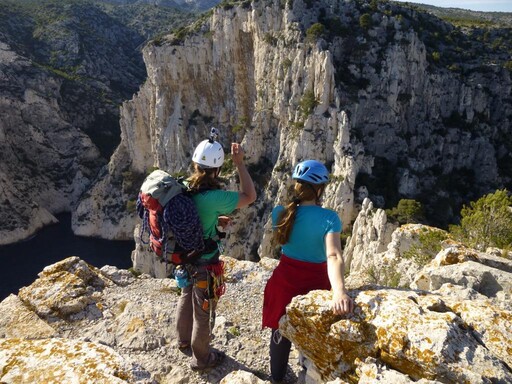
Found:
[187,163,222,192]
[274,181,325,245]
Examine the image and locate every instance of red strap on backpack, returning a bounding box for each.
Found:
[140,193,165,256]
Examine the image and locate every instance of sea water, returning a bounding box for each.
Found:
[0,214,134,301]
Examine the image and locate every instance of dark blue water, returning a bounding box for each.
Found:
[0,214,134,301]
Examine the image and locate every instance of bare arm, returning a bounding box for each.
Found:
[231,143,256,208]
[325,232,354,315]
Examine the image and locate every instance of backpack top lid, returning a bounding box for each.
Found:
[140,169,186,207]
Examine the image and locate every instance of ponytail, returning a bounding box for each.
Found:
[274,199,300,245]
[274,182,325,245]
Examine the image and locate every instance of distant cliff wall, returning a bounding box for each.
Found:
[0,43,104,244]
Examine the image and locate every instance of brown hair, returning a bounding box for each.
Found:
[187,163,222,192]
[274,181,325,245]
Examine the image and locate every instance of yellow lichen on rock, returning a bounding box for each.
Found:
[0,338,134,383]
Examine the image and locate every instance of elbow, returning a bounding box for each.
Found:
[237,191,257,208]
[327,253,344,263]
[248,189,257,204]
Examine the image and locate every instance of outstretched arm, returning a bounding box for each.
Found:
[231,143,256,208]
[325,232,354,315]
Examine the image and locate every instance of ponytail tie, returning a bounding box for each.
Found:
[293,198,301,205]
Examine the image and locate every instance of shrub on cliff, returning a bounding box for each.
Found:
[359,13,372,30]
[306,22,325,42]
[403,227,449,267]
[450,189,512,251]
[386,199,425,225]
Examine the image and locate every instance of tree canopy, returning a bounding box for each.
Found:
[450,189,512,250]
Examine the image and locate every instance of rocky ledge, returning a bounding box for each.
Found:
[1,236,511,384]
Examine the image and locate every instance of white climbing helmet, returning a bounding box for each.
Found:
[192,128,224,168]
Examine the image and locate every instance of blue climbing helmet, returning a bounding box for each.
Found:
[292,160,329,184]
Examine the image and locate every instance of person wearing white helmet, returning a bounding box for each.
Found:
[262,160,353,383]
[191,135,225,169]
[176,128,256,372]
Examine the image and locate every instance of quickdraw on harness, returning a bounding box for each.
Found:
[206,260,226,334]
[206,260,226,301]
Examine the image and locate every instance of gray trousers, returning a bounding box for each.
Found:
[175,265,217,368]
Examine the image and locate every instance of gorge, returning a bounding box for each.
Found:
[0,1,511,383]
[71,0,512,265]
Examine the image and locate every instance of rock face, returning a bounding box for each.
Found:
[74,0,511,264]
[280,286,512,383]
[0,338,152,384]
[0,42,104,244]
[1,238,511,383]
[0,0,197,244]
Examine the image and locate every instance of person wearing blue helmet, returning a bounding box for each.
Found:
[262,159,353,383]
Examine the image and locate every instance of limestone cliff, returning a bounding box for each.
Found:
[74,0,511,264]
[0,0,200,245]
[0,42,104,244]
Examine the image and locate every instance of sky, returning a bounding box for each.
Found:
[393,0,512,12]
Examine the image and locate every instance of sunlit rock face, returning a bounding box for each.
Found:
[280,287,512,383]
[0,338,152,383]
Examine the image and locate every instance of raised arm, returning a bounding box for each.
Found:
[325,232,354,315]
[231,143,256,208]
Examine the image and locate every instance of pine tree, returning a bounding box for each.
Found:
[450,189,512,250]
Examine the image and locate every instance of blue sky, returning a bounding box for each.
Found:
[393,0,512,12]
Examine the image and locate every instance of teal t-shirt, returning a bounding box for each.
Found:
[272,205,342,263]
[192,189,239,259]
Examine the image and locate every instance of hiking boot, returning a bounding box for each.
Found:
[190,350,226,371]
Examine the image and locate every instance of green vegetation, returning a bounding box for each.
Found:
[128,267,142,277]
[227,326,241,337]
[306,22,325,42]
[33,63,80,81]
[403,228,449,267]
[263,32,278,46]
[171,171,188,179]
[364,261,402,288]
[359,13,372,30]
[330,174,344,183]
[221,157,236,175]
[386,199,424,225]
[449,189,512,251]
[340,230,351,249]
[274,161,290,173]
[298,89,318,117]
[282,58,292,71]
[232,116,250,135]
[126,199,137,213]
[389,190,512,269]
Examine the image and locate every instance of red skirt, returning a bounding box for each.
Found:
[262,254,330,329]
